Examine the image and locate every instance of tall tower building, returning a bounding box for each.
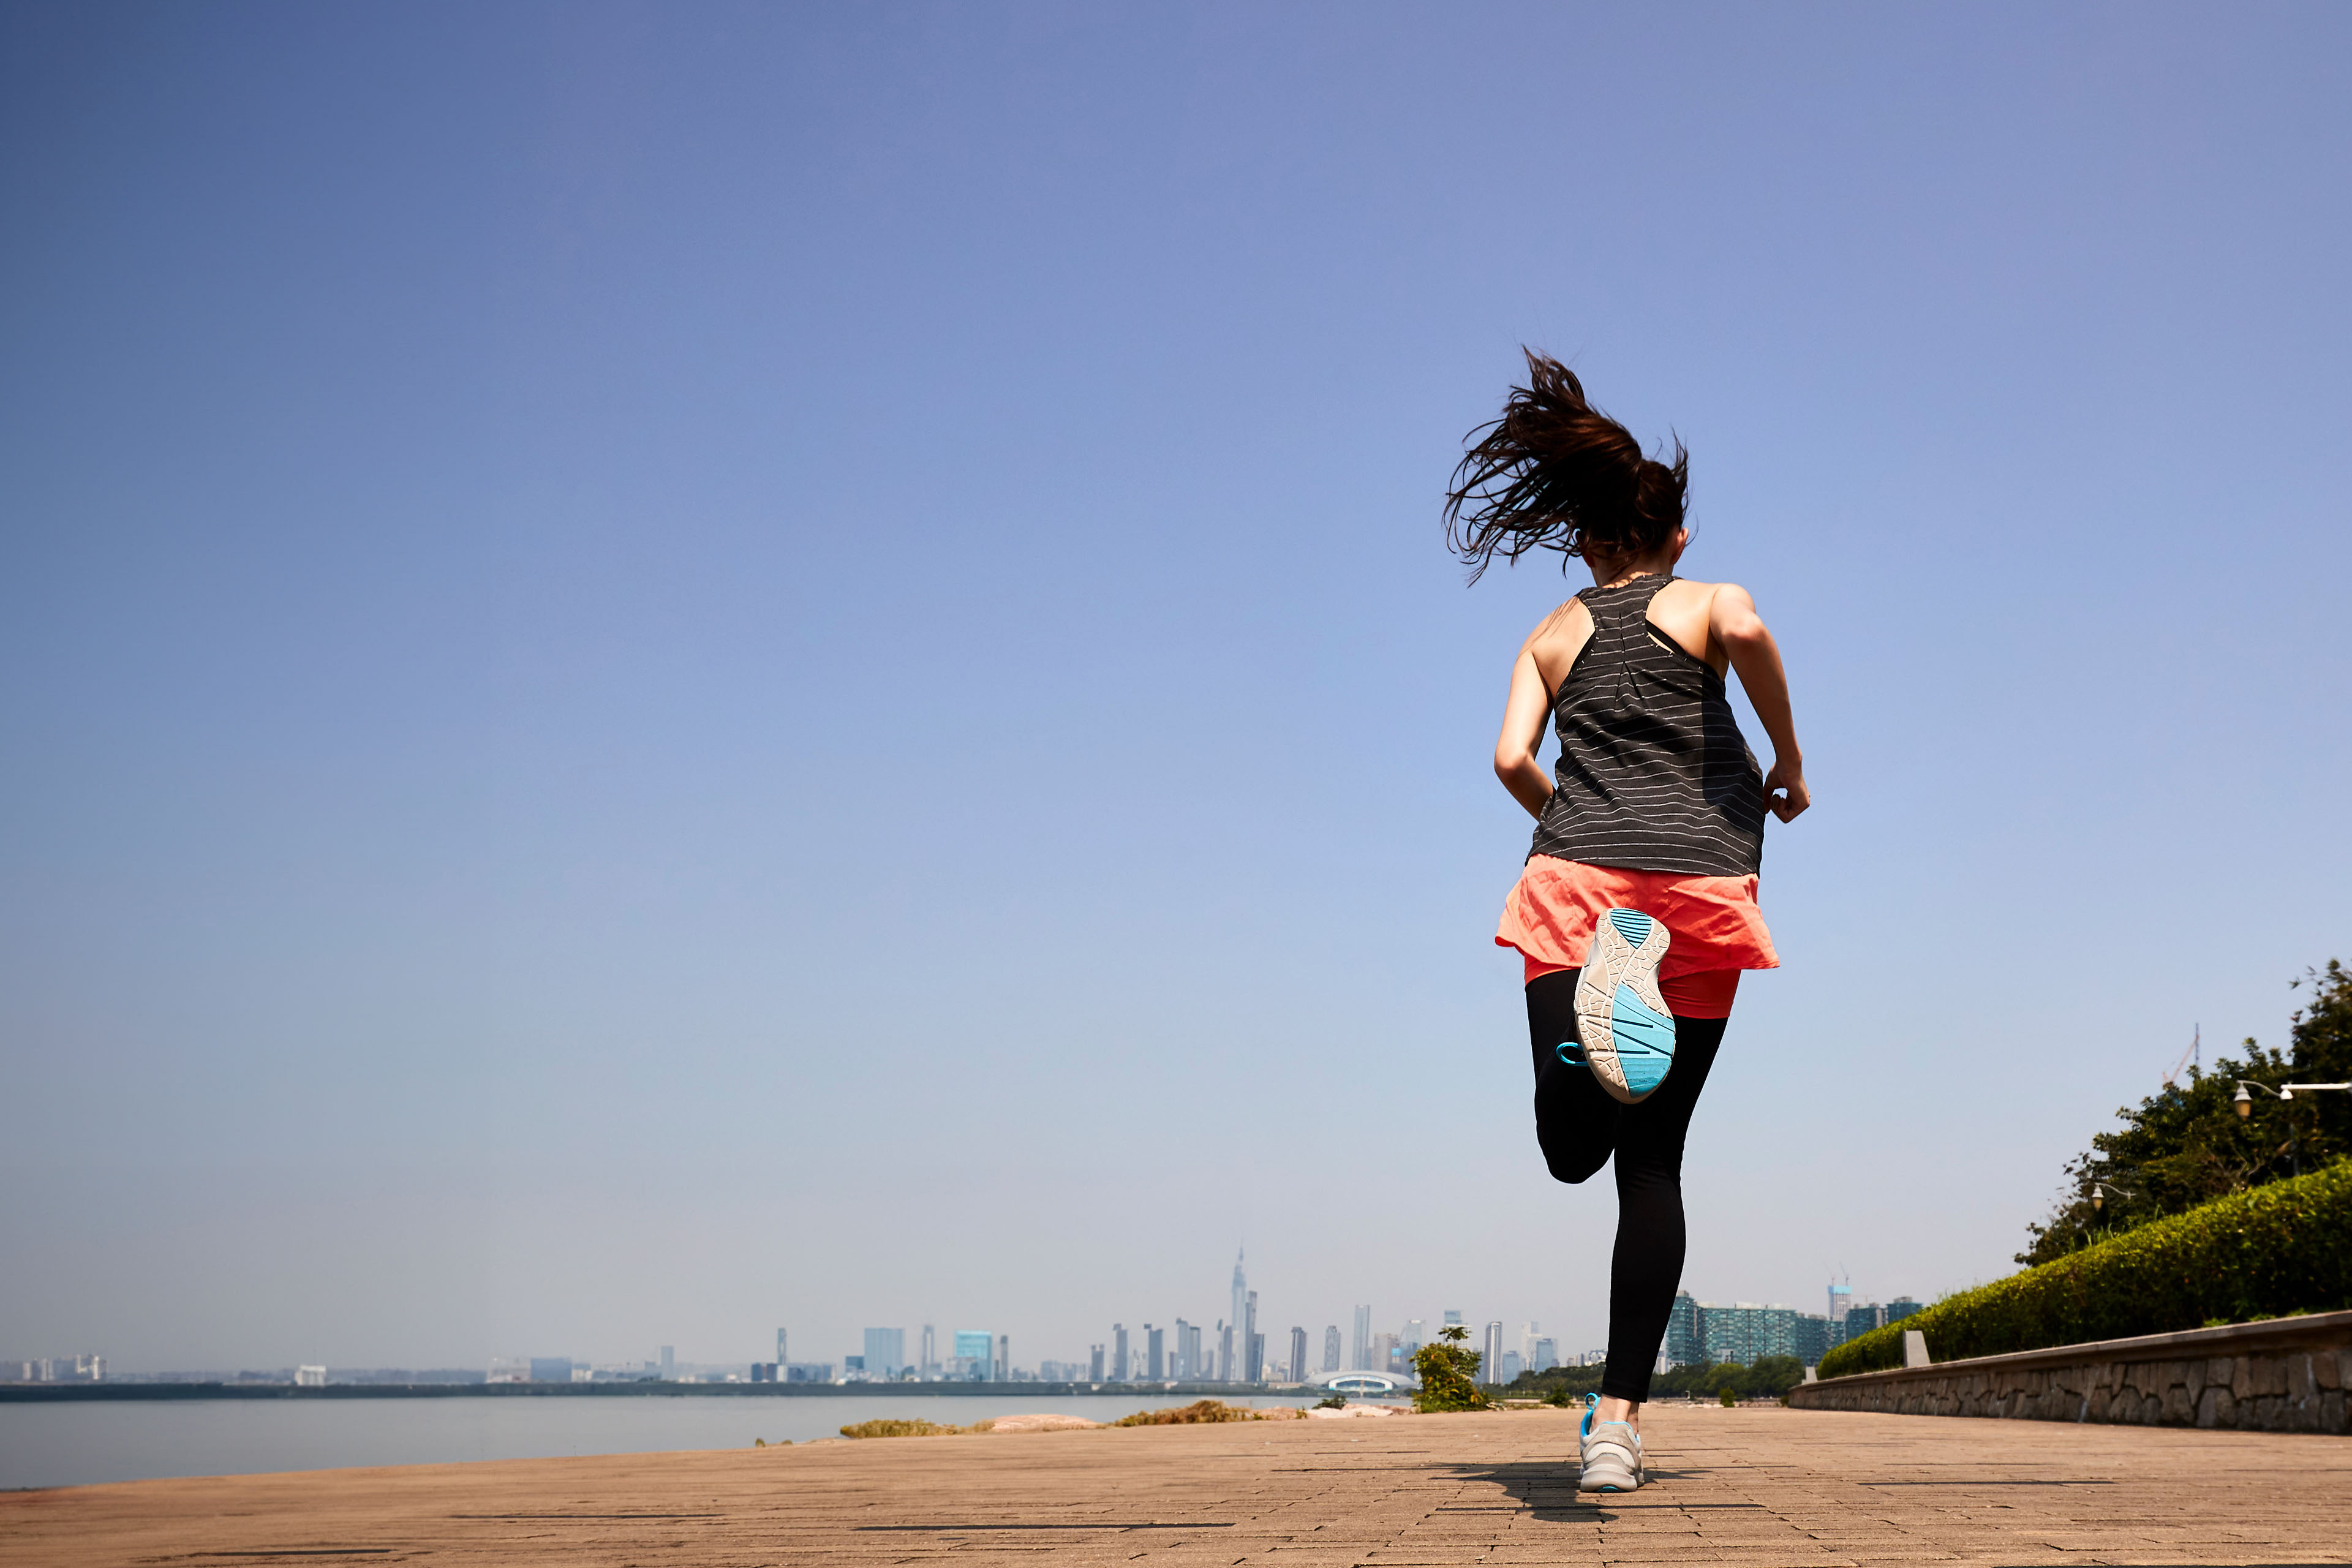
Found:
[1322,1324,1341,1372]
[1218,1319,1234,1382]
[1483,1322,1505,1385]
[995,1334,1008,1381]
[1826,1281,1852,1346]
[659,1345,675,1379]
[1244,1289,1260,1383]
[1146,1324,1164,1381]
[921,1324,937,1374]
[1112,1324,1128,1381]
[1229,1250,1247,1381]
[1288,1325,1307,1383]
[775,1329,787,1366]
[1089,1343,1105,1381]
[1351,1305,1371,1370]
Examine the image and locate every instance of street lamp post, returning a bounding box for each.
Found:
[2231,1080,2350,1176]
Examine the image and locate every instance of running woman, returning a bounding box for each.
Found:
[1446,353,1809,1492]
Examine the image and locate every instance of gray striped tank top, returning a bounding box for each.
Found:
[1526,574,1768,877]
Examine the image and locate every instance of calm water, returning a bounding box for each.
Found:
[0,1392,1379,1490]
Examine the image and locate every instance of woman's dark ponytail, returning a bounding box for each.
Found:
[1444,351,1688,582]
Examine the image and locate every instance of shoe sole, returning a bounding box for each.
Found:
[1574,908,1675,1105]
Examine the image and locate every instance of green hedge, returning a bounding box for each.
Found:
[1819,1158,2352,1380]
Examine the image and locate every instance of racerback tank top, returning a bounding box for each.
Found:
[1526,573,1768,877]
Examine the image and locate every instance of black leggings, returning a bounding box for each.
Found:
[1527,969,1728,1404]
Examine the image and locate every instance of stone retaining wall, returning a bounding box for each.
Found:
[1788,1310,2352,1433]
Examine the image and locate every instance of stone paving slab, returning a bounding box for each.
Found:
[3,1404,2348,1567]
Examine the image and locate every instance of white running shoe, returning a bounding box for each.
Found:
[1574,908,1675,1105]
[1577,1414,1644,1492]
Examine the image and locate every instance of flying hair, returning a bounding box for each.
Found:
[1444,351,1689,583]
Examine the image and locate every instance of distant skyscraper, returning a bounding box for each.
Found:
[1826,1281,1852,1343]
[1442,1310,1463,1329]
[1229,1250,1247,1379]
[1089,1343,1105,1381]
[1218,1319,1233,1382]
[775,1329,787,1366]
[995,1334,1008,1381]
[954,1330,992,1380]
[1665,1292,1702,1366]
[1351,1305,1371,1370]
[1289,1325,1307,1383]
[921,1324,937,1373]
[864,1328,906,1380]
[1322,1325,1341,1372]
[1372,1332,1399,1375]
[659,1346,675,1379]
[1531,1337,1558,1373]
[1112,1324,1128,1381]
[1403,1319,1426,1357]
[1482,1322,1504,1385]
[1146,1324,1164,1381]
[1243,1291,1259,1384]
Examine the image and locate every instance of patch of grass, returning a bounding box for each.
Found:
[1114,1399,1262,1425]
[839,1417,992,1439]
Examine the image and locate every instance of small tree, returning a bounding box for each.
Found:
[1412,1324,1488,1412]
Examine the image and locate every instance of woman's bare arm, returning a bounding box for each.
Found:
[1494,644,1556,820]
[1709,584,1809,821]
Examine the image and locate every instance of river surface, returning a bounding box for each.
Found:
[0,1392,1388,1490]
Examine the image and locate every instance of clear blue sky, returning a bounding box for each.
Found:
[4,2,2347,1373]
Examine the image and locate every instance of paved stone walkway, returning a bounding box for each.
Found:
[5,1404,2347,1566]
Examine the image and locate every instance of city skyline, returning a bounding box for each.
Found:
[8,1259,1926,1379]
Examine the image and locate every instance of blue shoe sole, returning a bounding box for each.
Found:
[1573,908,1676,1105]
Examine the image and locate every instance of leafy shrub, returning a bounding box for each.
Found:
[1718,1387,1736,1407]
[1820,1158,2352,1379]
[1412,1325,1489,1412]
[1114,1399,1259,1425]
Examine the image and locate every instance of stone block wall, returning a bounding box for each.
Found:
[1788,1310,2352,1434]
